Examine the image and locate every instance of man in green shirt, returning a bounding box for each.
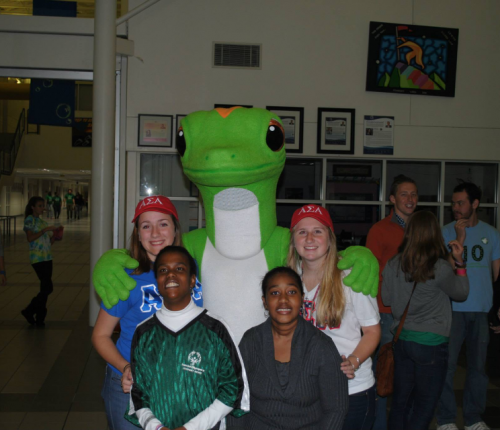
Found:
[45,192,53,218]
[64,189,75,220]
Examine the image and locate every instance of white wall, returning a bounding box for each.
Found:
[124,0,500,160]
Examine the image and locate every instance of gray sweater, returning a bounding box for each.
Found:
[227,317,348,430]
[382,257,469,337]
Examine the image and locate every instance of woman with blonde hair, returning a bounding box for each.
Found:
[382,210,469,430]
[288,204,381,430]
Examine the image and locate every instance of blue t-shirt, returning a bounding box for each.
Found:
[443,220,500,312]
[101,268,203,375]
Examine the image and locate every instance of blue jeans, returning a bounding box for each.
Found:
[436,312,490,427]
[389,340,448,430]
[371,312,393,430]
[343,385,376,430]
[101,366,138,430]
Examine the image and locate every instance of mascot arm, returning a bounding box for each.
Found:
[92,249,139,309]
[263,227,290,269]
[337,246,379,298]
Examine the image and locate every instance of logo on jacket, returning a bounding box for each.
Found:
[182,351,204,375]
[188,351,202,366]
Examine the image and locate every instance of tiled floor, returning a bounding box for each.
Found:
[0,214,499,430]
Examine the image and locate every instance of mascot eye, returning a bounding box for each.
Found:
[266,119,285,152]
[177,127,186,156]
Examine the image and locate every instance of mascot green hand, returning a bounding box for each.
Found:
[92,249,138,309]
[92,106,378,340]
[338,246,379,298]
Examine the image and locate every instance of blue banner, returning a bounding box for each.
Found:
[28,79,75,127]
[33,0,77,17]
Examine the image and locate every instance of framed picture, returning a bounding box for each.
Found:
[138,114,173,148]
[266,106,304,153]
[214,103,253,109]
[317,108,355,155]
[26,109,40,134]
[366,22,459,97]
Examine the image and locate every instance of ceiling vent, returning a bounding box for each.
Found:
[213,43,262,69]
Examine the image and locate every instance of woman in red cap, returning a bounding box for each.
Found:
[92,195,198,430]
[288,204,381,430]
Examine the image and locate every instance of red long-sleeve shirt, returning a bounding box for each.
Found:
[366,209,405,313]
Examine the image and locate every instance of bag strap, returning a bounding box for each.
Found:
[393,281,417,344]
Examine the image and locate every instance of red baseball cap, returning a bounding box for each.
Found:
[132,195,179,223]
[290,204,334,232]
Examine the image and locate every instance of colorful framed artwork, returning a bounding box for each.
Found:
[366,21,459,97]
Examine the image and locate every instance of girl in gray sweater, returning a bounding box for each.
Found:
[381,211,469,430]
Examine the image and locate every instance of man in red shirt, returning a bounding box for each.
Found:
[366,174,418,430]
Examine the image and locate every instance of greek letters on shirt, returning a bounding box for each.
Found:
[140,284,162,313]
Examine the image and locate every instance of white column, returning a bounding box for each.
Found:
[38,180,43,196]
[89,0,117,326]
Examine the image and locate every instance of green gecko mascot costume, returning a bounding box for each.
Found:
[93,107,378,341]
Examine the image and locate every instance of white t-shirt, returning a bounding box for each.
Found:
[302,270,380,395]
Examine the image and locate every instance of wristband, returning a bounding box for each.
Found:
[123,363,131,373]
[454,260,466,268]
[456,268,467,276]
[155,425,163,430]
[348,354,361,371]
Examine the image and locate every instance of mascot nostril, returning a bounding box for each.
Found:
[177,128,186,156]
[266,120,285,152]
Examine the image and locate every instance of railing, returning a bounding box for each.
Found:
[0,108,25,175]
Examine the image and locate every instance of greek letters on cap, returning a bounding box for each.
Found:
[299,205,323,215]
[139,197,164,208]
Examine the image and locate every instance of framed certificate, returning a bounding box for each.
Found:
[317,108,355,155]
[138,114,173,148]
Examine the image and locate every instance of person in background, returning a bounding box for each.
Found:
[289,205,380,430]
[21,196,58,327]
[366,174,418,430]
[382,211,469,430]
[45,191,53,219]
[64,188,75,220]
[437,183,500,430]
[53,192,62,220]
